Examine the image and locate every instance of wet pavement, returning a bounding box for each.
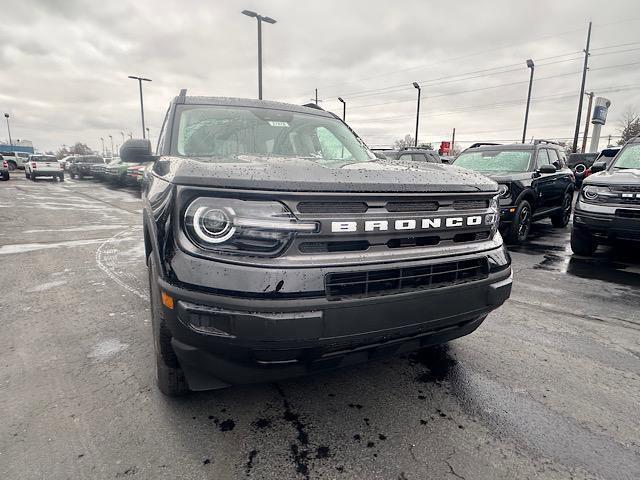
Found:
[1,176,639,480]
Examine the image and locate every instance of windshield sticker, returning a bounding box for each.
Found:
[267,121,290,127]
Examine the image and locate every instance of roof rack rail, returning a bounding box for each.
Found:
[533,139,562,146]
[176,88,187,104]
[469,142,501,148]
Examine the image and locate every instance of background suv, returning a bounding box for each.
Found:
[454,140,575,243]
[373,147,442,163]
[571,137,640,255]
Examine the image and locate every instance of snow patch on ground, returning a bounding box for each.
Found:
[88,338,129,360]
[26,280,67,292]
[0,238,108,255]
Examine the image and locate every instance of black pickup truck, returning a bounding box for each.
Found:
[119,93,512,396]
[68,155,104,179]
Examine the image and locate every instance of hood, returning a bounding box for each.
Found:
[477,171,533,183]
[151,156,498,193]
[584,168,640,186]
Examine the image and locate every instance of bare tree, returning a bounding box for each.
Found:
[393,134,415,150]
[617,108,640,145]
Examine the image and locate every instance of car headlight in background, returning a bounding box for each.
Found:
[582,185,612,202]
[184,197,318,256]
[497,183,510,198]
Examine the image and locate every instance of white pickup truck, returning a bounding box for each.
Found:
[25,155,64,181]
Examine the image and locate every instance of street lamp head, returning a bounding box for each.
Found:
[4,113,8,118]
[242,9,257,18]
[338,97,345,104]
[412,82,420,90]
[526,59,535,69]
[262,16,276,24]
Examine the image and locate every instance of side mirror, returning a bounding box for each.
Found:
[373,151,387,160]
[120,139,156,163]
[590,161,606,173]
[538,164,557,174]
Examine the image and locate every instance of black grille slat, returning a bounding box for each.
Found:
[297,202,368,213]
[453,199,489,210]
[325,258,489,300]
[386,201,439,212]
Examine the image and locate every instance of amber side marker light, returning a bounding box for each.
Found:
[161,292,174,310]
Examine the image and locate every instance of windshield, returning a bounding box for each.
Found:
[611,144,640,170]
[172,105,375,165]
[31,156,57,162]
[454,150,532,172]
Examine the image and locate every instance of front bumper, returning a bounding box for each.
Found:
[155,254,512,390]
[574,201,640,241]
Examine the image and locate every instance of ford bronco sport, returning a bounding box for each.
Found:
[120,92,512,396]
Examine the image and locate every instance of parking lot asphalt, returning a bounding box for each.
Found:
[1,175,639,480]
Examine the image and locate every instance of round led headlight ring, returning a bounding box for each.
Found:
[583,186,599,200]
[574,163,586,174]
[192,207,236,244]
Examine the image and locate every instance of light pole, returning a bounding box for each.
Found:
[581,92,594,153]
[100,137,105,156]
[413,82,421,148]
[128,132,132,139]
[146,127,150,142]
[4,113,12,145]
[128,75,152,138]
[108,135,114,157]
[241,10,276,100]
[338,97,346,121]
[522,59,535,144]
[120,131,125,144]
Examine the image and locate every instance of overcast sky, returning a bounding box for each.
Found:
[1,0,639,153]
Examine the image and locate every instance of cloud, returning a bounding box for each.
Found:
[0,0,638,153]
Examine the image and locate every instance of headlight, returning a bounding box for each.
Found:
[184,197,318,256]
[485,194,499,226]
[497,184,510,198]
[582,185,611,202]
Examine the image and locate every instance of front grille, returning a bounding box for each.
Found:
[618,197,640,205]
[616,186,640,192]
[298,202,368,213]
[453,199,489,210]
[325,258,489,300]
[386,201,439,212]
[616,209,640,219]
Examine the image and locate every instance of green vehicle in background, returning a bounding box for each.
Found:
[104,157,127,185]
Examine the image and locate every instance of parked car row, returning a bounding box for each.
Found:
[65,153,151,189]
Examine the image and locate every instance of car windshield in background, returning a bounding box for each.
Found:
[611,144,640,169]
[173,105,375,165]
[454,150,532,172]
[32,156,57,162]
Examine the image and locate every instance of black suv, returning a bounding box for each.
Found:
[454,141,575,243]
[373,147,441,163]
[571,137,640,255]
[119,93,512,396]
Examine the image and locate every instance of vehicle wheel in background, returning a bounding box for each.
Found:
[551,192,573,228]
[59,174,65,182]
[7,161,16,171]
[79,174,84,180]
[570,227,597,256]
[70,172,76,179]
[25,172,30,179]
[505,200,532,244]
[148,253,190,396]
[31,174,37,182]
[0,172,8,181]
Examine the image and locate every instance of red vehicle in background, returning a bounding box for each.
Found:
[583,147,621,180]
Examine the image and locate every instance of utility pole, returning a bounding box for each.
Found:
[581,92,594,153]
[100,137,105,156]
[607,134,612,147]
[120,131,125,144]
[451,128,456,156]
[413,82,421,148]
[315,89,319,105]
[572,21,592,153]
[109,135,114,157]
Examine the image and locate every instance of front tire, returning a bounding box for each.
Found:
[551,192,573,228]
[148,253,190,396]
[571,227,597,256]
[59,174,65,182]
[505,200,532,244]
